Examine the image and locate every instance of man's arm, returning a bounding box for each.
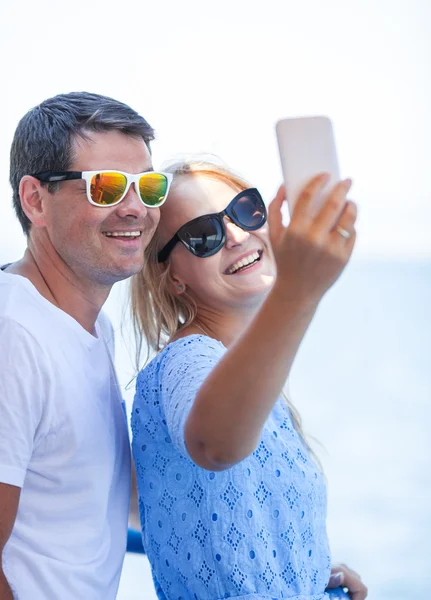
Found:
[0,483,20,599]
[0,318,50,597]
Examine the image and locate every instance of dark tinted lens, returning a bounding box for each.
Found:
[183,217,224,257]
[231,192,266,229]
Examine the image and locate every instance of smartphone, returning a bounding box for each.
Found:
[275,116,340,216]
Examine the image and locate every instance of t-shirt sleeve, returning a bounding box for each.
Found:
[0,318,51,487]
[159,337,225,458]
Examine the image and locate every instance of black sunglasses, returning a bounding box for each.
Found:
[158,188,267,262]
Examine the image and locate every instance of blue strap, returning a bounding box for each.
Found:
[126,528,145,554]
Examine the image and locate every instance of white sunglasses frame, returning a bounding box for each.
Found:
[80,170,173,208]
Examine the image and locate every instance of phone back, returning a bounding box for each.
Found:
[276,116,340,214]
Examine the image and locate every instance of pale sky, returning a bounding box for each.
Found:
[1,0,430,263]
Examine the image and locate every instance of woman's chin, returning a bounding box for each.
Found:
[234,272,275,306]
[260,272,276,288]
[241,270,276,290]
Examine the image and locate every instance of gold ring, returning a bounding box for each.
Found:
[335,226,352,240]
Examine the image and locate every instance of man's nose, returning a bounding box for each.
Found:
[115,183,148,219]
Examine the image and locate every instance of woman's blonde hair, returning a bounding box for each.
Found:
[131,156,251,358]
[130,156,322,467]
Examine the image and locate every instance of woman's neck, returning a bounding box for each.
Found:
[176,304,262,348]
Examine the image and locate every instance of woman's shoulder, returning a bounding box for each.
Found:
[133,334,227,440]
[136,334,225,386]
[165,333,226,356]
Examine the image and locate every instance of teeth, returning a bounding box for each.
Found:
[228,251,260,274]
[104,231,141,237]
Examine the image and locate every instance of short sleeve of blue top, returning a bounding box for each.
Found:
[131,335,334,600]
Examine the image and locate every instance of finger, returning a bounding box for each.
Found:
[314,178,352,232]
[336,228,357,258]
[267,184,286,242]
[350,587,368,600]
[341,570,368,600]
[334,200,358,234]
[327,571,344,588]
[337,562,361,580]
[332,201,358,245]
[291,173,330,225]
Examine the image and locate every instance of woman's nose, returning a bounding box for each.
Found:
[224,219,250,248]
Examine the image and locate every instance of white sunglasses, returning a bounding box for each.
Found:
[33,169,173,208]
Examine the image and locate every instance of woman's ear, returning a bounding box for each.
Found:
[19,176,48,228]
[170,274,186,295]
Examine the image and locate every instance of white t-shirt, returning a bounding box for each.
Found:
[0,270,131,600]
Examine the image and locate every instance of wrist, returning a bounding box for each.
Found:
[269,281,320,316]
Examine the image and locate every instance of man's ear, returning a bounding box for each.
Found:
[19,176,48,228]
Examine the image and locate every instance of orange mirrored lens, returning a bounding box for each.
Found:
[138,173,168,206]
[90,172,127,205]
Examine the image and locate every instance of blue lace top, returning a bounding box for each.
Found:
[132,335,336,600]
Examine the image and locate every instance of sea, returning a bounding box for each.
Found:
[106,258,431,600]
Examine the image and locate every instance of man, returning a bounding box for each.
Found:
[0,92,169,598]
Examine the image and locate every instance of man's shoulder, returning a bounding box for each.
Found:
[0,271,50,330]
[0,273,70,361]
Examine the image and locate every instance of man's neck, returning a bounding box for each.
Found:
[7,247,110,335]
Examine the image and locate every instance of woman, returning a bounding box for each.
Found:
[130,158,367,600]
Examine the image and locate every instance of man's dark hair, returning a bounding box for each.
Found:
[10,91,155,235]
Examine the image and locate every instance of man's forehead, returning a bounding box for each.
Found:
[71,130,152,171]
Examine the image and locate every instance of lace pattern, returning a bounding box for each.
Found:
[132,335,332,600]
